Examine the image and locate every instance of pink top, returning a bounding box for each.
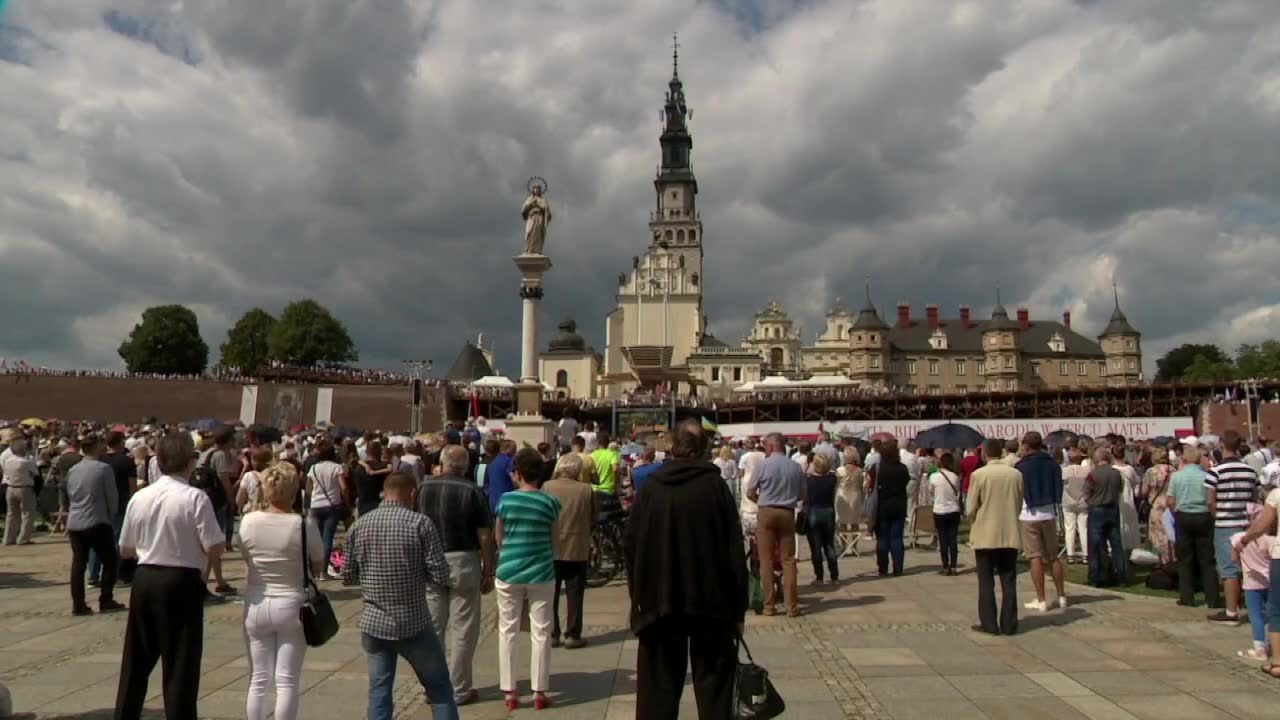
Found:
[1232,532,1274,591]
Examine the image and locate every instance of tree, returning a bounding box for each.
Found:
[1181,353,1237,382]
[117,304,209,375]
[1155,343,1229,382]
[219,308,276,373]
[1235,341,1280,379]
[267,299,358,366]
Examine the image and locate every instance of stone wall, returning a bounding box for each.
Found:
[0,376,446,431]
[1202,401,1280,440]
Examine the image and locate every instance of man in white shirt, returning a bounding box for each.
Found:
[2,437,40,545]
[114,431,226,720]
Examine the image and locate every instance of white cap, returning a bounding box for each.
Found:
[1179,435,1198,446]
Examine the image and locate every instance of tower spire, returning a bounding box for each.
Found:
[1112,276,1120,311]
[672,32,680,78]
[864,276,873,308]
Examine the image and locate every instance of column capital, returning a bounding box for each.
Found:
[519,286,545,300]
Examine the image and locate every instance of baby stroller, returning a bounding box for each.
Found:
[747,532,784,615]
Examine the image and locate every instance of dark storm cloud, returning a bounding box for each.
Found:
[1,0,1279,377]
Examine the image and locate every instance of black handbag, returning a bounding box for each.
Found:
[734,636,785,720]
[794,511,808,535]
[298,516,339,647]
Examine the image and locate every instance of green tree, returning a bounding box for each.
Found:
[267,299,358,366]
[1155,343,1229,381]
[117,304,209,375]
[1181,353,1237,382]
[219,308,276,373]
[1235,341,1280,379]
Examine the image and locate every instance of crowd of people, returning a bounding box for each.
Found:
[3,410,1280,718]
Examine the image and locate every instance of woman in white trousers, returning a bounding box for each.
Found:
[239,463,325,720]
[494,448,563,711]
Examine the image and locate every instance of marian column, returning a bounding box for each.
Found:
[506,177,555,446]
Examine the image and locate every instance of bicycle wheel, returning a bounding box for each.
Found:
[586,526,622,588]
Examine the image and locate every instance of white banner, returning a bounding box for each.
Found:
[238,385,258,425]
[315,387,333,426]
[718,416,1193,442]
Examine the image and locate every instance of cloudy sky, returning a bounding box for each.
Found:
[2,0,1279,378]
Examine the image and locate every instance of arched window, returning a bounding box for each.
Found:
[689,230,697,242]
[555,370,569,388]
[677,229,686,243]
[664,230,674,242]
[770,347,784,366]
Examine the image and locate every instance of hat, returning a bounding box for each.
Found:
[1179,436,1199,446]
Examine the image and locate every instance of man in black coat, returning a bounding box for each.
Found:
[624,419,747,719]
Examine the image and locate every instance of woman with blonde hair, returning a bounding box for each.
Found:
[805,453,841,585]
[712,446,739,502]
[1144,447,1174,564]
[239,463,326,720]
[835,446,866,532]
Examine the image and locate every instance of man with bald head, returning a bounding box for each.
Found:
[416,445,494,706]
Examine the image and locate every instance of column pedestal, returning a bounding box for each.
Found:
[509,253,553,446]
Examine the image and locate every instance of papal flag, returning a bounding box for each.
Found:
[701,416,718,434]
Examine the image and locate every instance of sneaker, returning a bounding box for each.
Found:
[551,636,563,648]
[88,578,101,587]
[72,605,94,617]
[1057,596,1069,610]
[214,584,238,595]
[563,636,587,649]
[1238,647,1269,661]
[325,570,341,581]
[203,590,227,605]
[1208,610,1243,626]
[1024,600,1049,612]
[99,600,127,614]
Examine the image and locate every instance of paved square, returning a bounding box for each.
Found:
[4,534,1280,718]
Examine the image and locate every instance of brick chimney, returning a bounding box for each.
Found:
[1016,307,1030,330]
[1062,311,1071,329]
[926,304,940,330]
[959,305,971,329]
[897,303,911,329]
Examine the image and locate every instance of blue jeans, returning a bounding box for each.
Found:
[87,514,122,582]
[311,506,344,571]
[362,627,458,720]
[1087,505,1127,586]
[1245,588,1270,644]
[876,514,905,575]
[805,508,839,581]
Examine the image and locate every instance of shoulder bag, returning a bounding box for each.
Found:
[298,516,339,646]
[734,635,785,719]
[941,470,963,514]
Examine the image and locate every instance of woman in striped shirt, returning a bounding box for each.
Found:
[494,448,562,711]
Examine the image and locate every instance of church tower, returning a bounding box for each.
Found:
[849,282,890,389]
[648,34,703,279]
[602,36,706,393]
[982,290,1022,392]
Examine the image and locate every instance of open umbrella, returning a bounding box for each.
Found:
[20,417,46,428]
[915,423,984,450]
[248,424,283,444]
[330,425,362,440]
[869,431,895,442]
[288,424,309,435]
[1044,429,1078,449]
[191,418,221,432]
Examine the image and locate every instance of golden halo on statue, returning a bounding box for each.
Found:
[526,176,549,194]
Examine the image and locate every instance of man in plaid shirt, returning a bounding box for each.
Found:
[343,472,458,720]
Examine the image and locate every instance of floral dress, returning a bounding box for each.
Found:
[1144,463,1173,564]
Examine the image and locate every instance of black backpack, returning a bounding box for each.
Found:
[193,449,229,510]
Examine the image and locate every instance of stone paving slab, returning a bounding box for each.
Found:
[6,533,1280,718]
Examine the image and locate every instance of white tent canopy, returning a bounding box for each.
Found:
[473,375,514,387]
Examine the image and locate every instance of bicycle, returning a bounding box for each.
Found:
[587,509,627,588]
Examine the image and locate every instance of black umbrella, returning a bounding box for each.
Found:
[329,425,362,440]
[915,423,985,450]
[1044,429,1078,449]
[247,424,283,444]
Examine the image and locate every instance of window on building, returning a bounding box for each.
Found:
[555,370,569,388]
[770,347,784,366]
[1059,360,1068,376]
[1128,359,1136,370]
[906,360,917,375]
[733,367,742,382]
[929,328,948,350]
[870,355,880,369]
[1006,379,1016,390]
[955,359,966,376]
[1112,358,1122,370]
[855,355,865,369]
[928,359,939,375]
[1126,339,1135,350]
[1004,356,1013,369]
[1031,362,1040,378]
[1048,332,1066,353]
[977,360,986,375]
[855,333,862,342]
[1099,361,1106,376]
[711,367,721,382]
[928,385,940,395]
[869,333,877,343]
[1078,361,1087,376]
